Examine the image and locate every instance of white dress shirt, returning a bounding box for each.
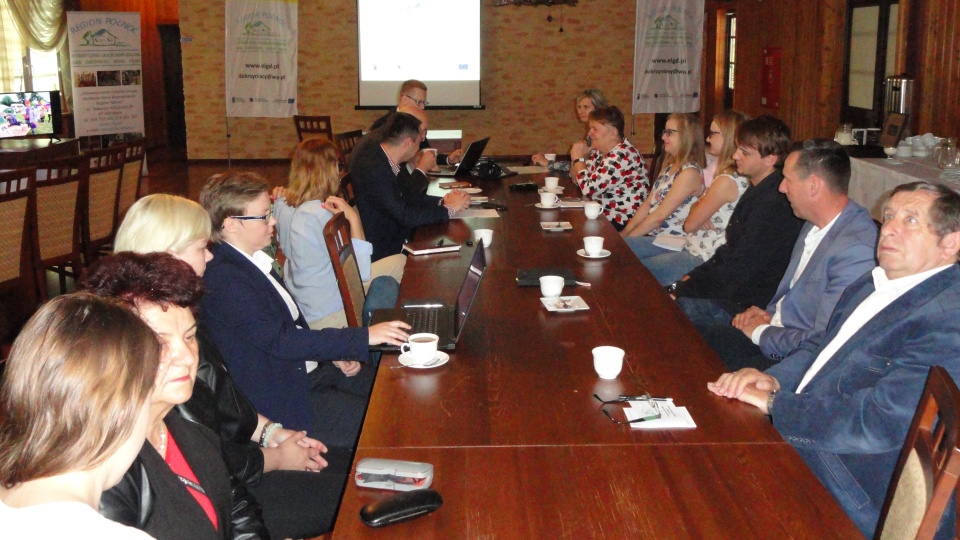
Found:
[794,264,952,392]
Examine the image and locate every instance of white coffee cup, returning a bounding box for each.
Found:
[539,192,559,208]
[583,236,604,256]
[593,346,625,379]
[544,176,559,190]
[539,275,565,298]
[400,333,440,365]
[474,228,494,247]
[423,148,438,156]
[584,201,602,219]
[544,153,557,162]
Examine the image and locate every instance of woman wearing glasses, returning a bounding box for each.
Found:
[639,111,752,285]
[274,138,403,330]
[622,113,706,255]
[569,105,650,231]
[0,294,158,539]
[532,89,608,172]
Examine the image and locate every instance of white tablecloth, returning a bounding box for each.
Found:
[849,157,960,219]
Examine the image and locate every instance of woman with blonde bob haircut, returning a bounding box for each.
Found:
[275,138,403,329]
[0,294,158,538]
[115,194,213,276]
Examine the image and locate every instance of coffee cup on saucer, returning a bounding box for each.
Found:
[539,192,559,208]
[539,275,564,298]
[474,228,494,247]
[583,236,604,256]
[584,201,602,219]
[544,177,560,190]
[593,346,625,379]
[400,333,439,365]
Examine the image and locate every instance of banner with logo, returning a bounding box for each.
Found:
[632,0,704,114]
[67,12,145,137]
[225,0,297,117]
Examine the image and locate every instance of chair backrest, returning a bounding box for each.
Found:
[115,138,146,220]
[875,366,960,540]
[0,168,38,289]
[334,129,364,169]
[339,172,355,206]
[322,212,365,327]
[84,145,127,257]
[35,155,89,266]
[294,115,333,142]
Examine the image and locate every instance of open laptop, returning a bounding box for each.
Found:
[428,137,490,177]
[370,243,487,351]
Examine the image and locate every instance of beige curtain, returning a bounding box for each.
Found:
[3,0,66,51]
[0,1,24,90]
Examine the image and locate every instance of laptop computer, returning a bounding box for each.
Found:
[428,137,490,177]
[370,243,487,351]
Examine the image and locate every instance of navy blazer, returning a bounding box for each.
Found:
[759,200,878,360]
[201,242,369,431]
[767,264,960,537]
[349,132,449,261]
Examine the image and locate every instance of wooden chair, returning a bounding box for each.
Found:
[294,115,333,142]
[339,172,355,206]
[875,366,960,540]
[114,137,146,221]
[0,167,41,326]
[35,155,89,298]
[323,212,365,327]
[333,129,364,170]
[83,145,127,264]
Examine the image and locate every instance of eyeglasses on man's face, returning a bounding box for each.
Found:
[404,94,429,108]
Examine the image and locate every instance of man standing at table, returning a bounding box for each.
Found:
[669,116,804,326]
[695,140,878,371]
[708,181,960,538]
[350,112,470,261]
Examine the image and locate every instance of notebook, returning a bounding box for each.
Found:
[428,137,490,177]
[370,242,488,351]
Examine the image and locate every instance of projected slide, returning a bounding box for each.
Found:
[357,0,481,107]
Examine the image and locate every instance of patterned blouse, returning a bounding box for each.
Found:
[685,172,751,261]
[574,139,649,230]
[645,161,703,237]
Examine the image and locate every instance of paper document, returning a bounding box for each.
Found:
[452,208,501,219]
[624,399,697,429]
[510,166,549,174]
[652,235,686,252]
[558,200,586,208]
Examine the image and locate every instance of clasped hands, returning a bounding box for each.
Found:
[707,368,781,414]
[731,306,772,338]
[268,427,328,472]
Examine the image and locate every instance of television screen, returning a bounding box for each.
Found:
[0,90,63,139]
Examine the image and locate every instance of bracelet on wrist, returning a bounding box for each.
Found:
[261,422,283,447]
[258,422,273,447]
[766,390,778,416]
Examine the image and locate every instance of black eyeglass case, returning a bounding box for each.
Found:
[359,489,444,528]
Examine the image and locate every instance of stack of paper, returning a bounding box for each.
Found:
[624,399,696,429]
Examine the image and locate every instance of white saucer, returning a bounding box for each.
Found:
[538,187,563,194]
[398,351,449,369]
[577,248,611,259]
[534,203,561,209]
[462,187,483,194]
[540,295,589,312]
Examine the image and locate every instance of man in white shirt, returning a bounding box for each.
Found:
[707,181,960,538]
[696,140,877,371]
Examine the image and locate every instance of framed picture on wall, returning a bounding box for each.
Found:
[880,113,908,148]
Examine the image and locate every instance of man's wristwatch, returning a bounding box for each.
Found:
[766,390,778,415]
[574,157,587,164]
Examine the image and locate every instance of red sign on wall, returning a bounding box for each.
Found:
[761,47,782,109]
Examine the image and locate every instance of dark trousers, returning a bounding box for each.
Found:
[695,322,778,372]
[308,361,377,448]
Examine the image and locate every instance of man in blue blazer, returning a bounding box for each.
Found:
[199,172,410,448]
[696,140,878,371]
[708,181,960,538]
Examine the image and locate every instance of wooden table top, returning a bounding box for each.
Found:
[332,171,861,538]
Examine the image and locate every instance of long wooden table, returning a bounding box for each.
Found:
[332,172,861,538]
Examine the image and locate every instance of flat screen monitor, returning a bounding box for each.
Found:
[0,90,63,139]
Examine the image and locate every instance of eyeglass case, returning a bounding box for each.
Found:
[359,488,443,528]
[355,458,434,491]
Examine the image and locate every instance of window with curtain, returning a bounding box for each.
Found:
[0,0,64,93]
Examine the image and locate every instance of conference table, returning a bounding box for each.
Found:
[331,171,861,538]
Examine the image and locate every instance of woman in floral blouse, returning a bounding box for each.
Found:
[641,110,752,285]
[622,113,705,256]
[569,106,649,231]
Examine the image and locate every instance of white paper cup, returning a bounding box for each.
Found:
[539,275,565,298]
[593,346,625,379]
[584,201,602,219]
[544,176,560,190]
[583,236,604,256]
[400,333,439,365]
[544,153,557,162]
[474,228,494,247]
[539,192,559,207]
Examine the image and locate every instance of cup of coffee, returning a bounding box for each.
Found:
[544,177,560,190]
[544,153,557,162]
[474,228,494,247]
[592,346,625,379]
[400,333,440,365]
[583,236,604,256]
[539,275,565,298]
[423,148,438,156]
[584,201,602,219]
[539,192,559,208]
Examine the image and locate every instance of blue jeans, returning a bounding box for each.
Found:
[675,296,740,327]
[643,250,704,286]
[362,276,400,326]
[625,235,671,260]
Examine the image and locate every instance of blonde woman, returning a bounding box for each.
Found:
[623,113,706,257]
[531,88,608,172]
[0,294,158,539]
[274,138,403,329]
[642,111,751,285]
